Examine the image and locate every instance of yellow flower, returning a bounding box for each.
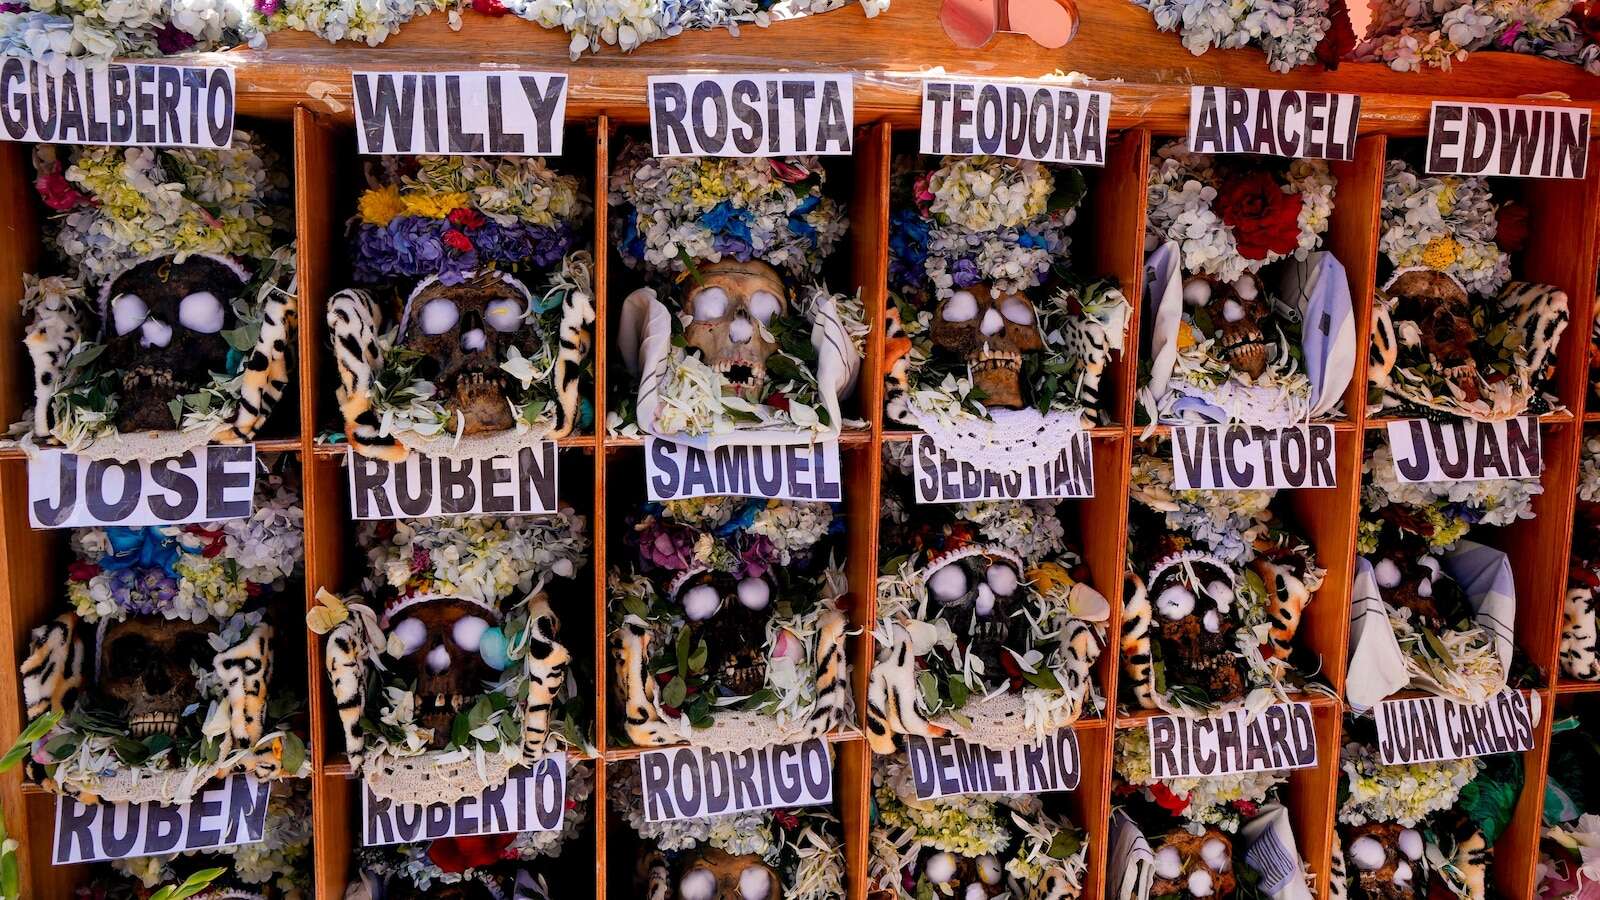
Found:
[1420,236,1461,269]
[401,191,471,219]
[358,185,405,226]
[1176,322,1199,350]
[1436,180,1458,215]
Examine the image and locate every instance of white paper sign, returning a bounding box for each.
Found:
[351,71,567,156]
[905,728,1080,799]
[1187,86,1360,161]
[1146,702,1317,779]
[53,774,269,864]
[29,445,257,529]
[1374,690,1535,766]
[648,74,853,157]
[0,59,234,148]
[362,756,567,846]
[347,445,559,519]
[644,438,842,502]
[1427,101,1590,179]
[911,432,1093,503]
[1170,424,1336,490]
[920,79,1109,166]
[639,738,833,822]
[1384,416,1541,483]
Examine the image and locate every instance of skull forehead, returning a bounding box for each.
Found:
[399,270,535,339]
[679,845,781,886]
[102,255,247,327]
[1386,268,1469,307]
[694,259,786,307]
[386,596,500,631]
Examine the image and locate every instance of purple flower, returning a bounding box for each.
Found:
[0,3,29,12]
[154,23,196,54]
[352,218,578,285]
[637,521,696,572]
[951,257,981,288]
[254,0,281,14]
[736,535,776,579]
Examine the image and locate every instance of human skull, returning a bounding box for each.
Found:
[384,597,509,747]
[1386,269,1479,401]
[399,270,539,436]
[1342,823,1425,899]
[1185,273,1271,379]
[915,850,1007,898]
[673,846,783,900]
[1150,828,1235,898]
[930,284,1045,409]
[97,616,214,738]
[100,254,245,433]
[683,260,788,402]
[924,548,1024,681]
[674,570,777,697]
[1147,553,1245,703]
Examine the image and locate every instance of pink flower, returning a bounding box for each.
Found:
[768,159,810,183]
[637,521,696,571]
[35,165,88,212]
[254,0,280,14]
[1499,21,1524,46]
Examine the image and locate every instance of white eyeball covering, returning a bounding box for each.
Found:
[942,291,978,322]
[178,292,226,333]
[392,618,427,654]
[738,866,772,900]
[928,565,969,602]
[692,287,729,320]
[112,293,149,335]
[452,615,488,651]
[680,868,715,900]
[420,297,459,335]
[683,584,722,621]
[925,852,957,884]
[485,298,525,331]
[1156,586,1196,620]
[1349,836,1386,871]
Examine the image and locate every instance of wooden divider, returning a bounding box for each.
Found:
[0,59,1598,900]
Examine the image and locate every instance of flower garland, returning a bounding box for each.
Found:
[1146,142,1336,284]
[610,143,845,281]
[358,511,588,608]
[251,0,456,45]
[1116,728,1286,831]
[1130,0,1350,72]
[352,155,588,286]
[1130,454,1274,565]
[503,0,888,57]
[111,780,313,895]
[1358,444,1542,554]
[1339,741,1480,827]
[1378,160,1510,297]
[0,0,252,63]
[1354,0,1600,73]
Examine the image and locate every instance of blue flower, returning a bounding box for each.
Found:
[702,201,753,243]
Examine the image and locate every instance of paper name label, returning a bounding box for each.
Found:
[905,729,1080,800]
[911,432,1093,503]
[1189,86,1360,160]
[920,79,1109,165]
[1385,416,1541,483]
[648,74,853,157]
[1170,424,1336,490]
[1427,101,1589,179]
[54,775,268,864]
[29,445,256,529]
[645,438,842,501]
[1,59,234,148]
[352,71,567,156]
[347,444,559,519]
[1147,702,1317,779]
[639,738,833,822]
[362,756,566,846]
[1374,690,1535,766]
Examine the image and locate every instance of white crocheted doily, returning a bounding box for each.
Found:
[364,751,518,805]
[395,425,559,462]
[911,405,1090,475]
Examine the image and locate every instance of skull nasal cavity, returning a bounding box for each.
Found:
[729,318,755,344]
[461,309,487,351]
[980,308,1005,336]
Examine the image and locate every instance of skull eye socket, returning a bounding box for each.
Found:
[392,617,427,655]
[738,866,773,900]
[484,298,525,332]
[748,290,782,324]
[678,868,716,900]
[941,291,978,323]
[111,293,149,336]
[682,584,723,621]
[452,615,489,651]
[999,296,1034,326]
[735,576,771,611]
[107,635,153,679]
[927,563,969,602]
[178,292,226,333]
[419,298,460,335]
[174,632,213,663]
[690,287,729,321]
[985,563,1019,597]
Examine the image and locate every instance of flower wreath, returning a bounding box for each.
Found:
[1130,0,1354,72]
[1353,0,1600,74]
[610,142,865,441]
[21,469,307,805]
[1122,454,1325,715]
[20,137,298,457]
[1561,435,1600,682]
[867,447,1109,751]
[308,511,590,804]
[609,497,851,749]
[1114,729,1286,834]
[1371,160,1569,422]
[869,754,1088,899]
[1335,736,1520,900]
[103,779,313,899]
[609,759,847,900]
[350,761,594,898]
[1358,443,1542,556]
[1348,534,1515,709]
[883,155,1131,467]
[1141,143,1352,430]
[329,156,595,458]
[0,0,252,63]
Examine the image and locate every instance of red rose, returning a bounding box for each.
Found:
[772,810,800,829]
[1496,201,1530,253]
[448,207,487,230]
[67,561,100,582]
[427,834,516,873]
[1314,0,1357,69]
[443,229,474,253]
[1575,0,1600,45]
[764,392,790,412]
[472,0,508,13]
[1148,782,1191,814]
[1233,799,1259,818]
[35,163,89,212]
[1215,171,1304,261]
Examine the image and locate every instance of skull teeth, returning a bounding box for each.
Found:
[713,359,767,384]
[972,349,1022,373]
[423,693,470,712]
[129,712,179,738]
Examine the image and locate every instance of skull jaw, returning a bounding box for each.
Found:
[129,712,180,738]
[445,372,516,435]
[714,359,770,403]
[117,367,184,432]
[973,358,1025,410]
[1216,325,1269,379]
[417,694,473,749]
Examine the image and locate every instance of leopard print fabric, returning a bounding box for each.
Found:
[21,612,84,721]
[1120,571,1157,710]
[1561,585,1600,680]
[215,622,273,774]
[23,291,82,438]
[327,289,406,462]
[521,595,571,757]
[217,287,297,443]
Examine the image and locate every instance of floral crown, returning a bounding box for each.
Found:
[65,471,305,626]
[609,141,846,281]
[1354,0,1600,73]
[358,511,590,612]
[1359,443,1541,555]
[33,137,289,283]
[352,155,589,287]
[1115,728,1287,831]
[1378,159,1509,296]
[888,154,1082,302]
[0,2,250,64]
[1145,142,1336,284]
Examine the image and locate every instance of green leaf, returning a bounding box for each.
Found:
[946,676,969,709]
[279,732,306,776]
[663,676,687,708]
[1422,629,1454,667]
[1020,666,1063,693]
[469,697,493,728]
[156,866,227,900]
[1047,829,1082,859]
[917,671,941,712]
[1,846,17,900]
[688,640,709,672]
[221,323,260,353]
[451,714,471,748]
[0,711,62,772]
[675,628,691,675]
